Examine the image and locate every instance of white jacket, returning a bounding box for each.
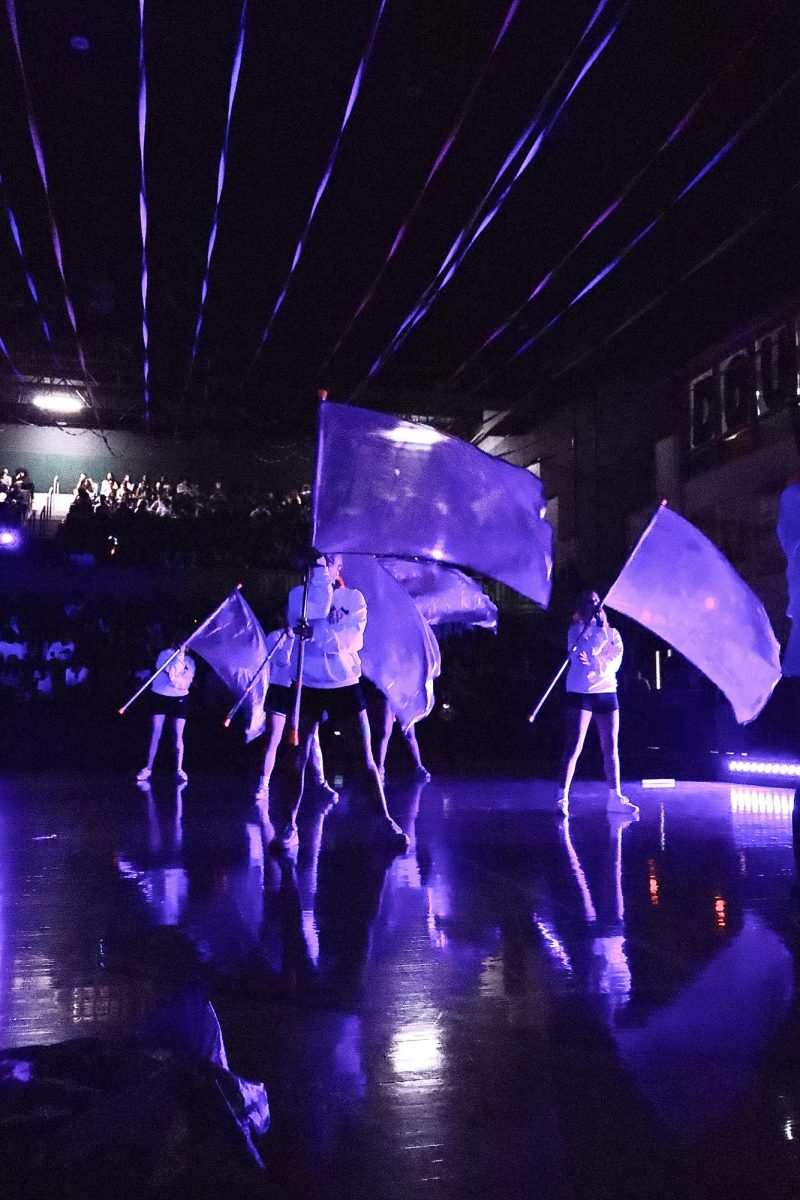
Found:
[564,620,623,694]
[287,579,366,689]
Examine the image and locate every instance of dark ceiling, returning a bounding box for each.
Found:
[1,0,799,437]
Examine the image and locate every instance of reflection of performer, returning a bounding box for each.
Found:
[556,591,638,818]
[271,553,409,855]
[137,638,195,783]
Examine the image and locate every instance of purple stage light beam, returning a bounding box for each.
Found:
[243,0,389,385]
[319,0,522,374]
[5,0,88,378]
[137,0,150,425]
[483,67,800,393]
[0,331,22,381]
[0,172,58,359]
[187,0,248,381]
[355,1,622,395]
[451,23,773,385]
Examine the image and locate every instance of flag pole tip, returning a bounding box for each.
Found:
[117,707,124,715]
[223,718,231,728]
[659,498,669,507]
[236,581,243,590]
[318,389,328,401]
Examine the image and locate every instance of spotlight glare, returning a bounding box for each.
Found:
[31,391,84,414]
[727,758,800,780]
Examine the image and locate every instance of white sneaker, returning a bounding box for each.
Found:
[254,779,269,801]
[136,767,152,782]
[607,791,639,815]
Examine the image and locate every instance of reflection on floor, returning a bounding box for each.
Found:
[1,771,800,1198]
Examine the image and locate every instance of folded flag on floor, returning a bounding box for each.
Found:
[604,505,781,724]
[314,401,553,606]
[187,590,270,741]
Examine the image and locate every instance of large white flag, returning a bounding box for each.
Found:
[314,402,553,606]
[188,590,271,742]
[378,558,498,630]
[340,555,441,730]
[605,505,781,724]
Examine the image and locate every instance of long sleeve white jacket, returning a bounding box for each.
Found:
[287,580,366,688]
[564,620,623,694]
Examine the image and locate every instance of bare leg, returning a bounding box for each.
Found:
[174,716,187,778]
[280,715,318,829]
[348,710,392,817]
[595,709,621,793]
[308,727,326,785]
[308,726,339,802]
[557,707,593,795]
[597,708,638,814]
[370,693,393,776]
[144,714,165,771]
[258,710,287,795]
[403,723,429,777]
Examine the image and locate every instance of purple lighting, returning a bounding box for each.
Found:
[0,529,21,549]
[728,759,800,780]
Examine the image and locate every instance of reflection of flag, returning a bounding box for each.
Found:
[188,591,270,741]
[378,558,498,630]
[340,555,441,730]
[314,402,552,606]
[605,505,781,724]
[615,914,792,1133]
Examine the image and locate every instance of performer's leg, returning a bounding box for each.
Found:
[174,717,188,781]
[340,711,409,850]
[308,726,339,802]
[138,714,165,779]
[375,694,394,778]
[277,715,317,836]
[596,709,638,814]
[557,707,592,810]
[403,723,430,780]
[257,710,286,798]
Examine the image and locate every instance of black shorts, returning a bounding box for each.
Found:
[149,692,189,718]
[270,682,367,726]
[565,692,619,714]
[266,683,293,716]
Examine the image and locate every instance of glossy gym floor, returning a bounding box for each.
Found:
[1,766,799,1199]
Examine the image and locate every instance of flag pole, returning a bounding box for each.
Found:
[289,390,327,745]
[223,628,289,727]
[527,502,666,726]
[118,583,243,715]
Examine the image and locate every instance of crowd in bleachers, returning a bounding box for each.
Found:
[0,466,35,523]
[56,471,312,569]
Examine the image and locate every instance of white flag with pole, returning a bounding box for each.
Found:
[604,503,781,725]
[314,400,553,606]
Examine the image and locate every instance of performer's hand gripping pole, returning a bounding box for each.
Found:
[527,502,666,726]
[118,584,243,715]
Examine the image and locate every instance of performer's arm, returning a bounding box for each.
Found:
[314,590,367,655]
